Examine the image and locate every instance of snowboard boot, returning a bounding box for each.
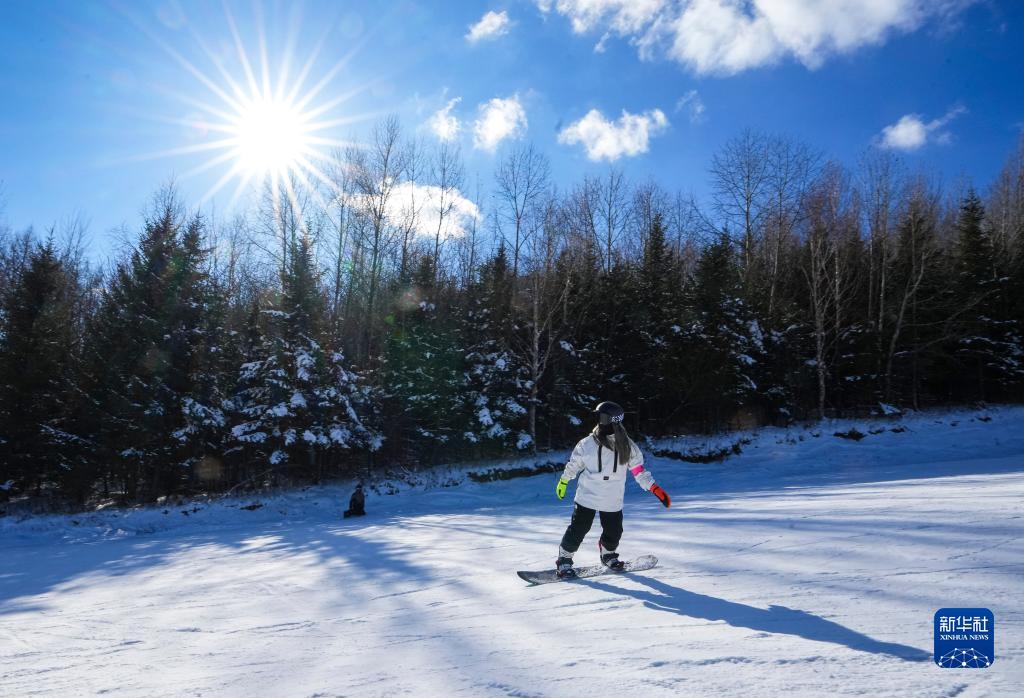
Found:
[556,547,577,578]
[599,540,625,571]
[555,557,576,578]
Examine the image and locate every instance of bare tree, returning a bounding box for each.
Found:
[249,172,324,279]
[666,191,711,284]
[564,176,599,265]
[631,178,673,262]
[323,149,358,337]
[494,143,550,297]
[454,175,484,289]
[597,168,631,270]
[430,140,465,286]
[511,193,574,453]
[764,136,819,322]
[347,116,408,361]
[801,163,860,418]
[857,150,906,390]
[883,178,943,405]
[987,136,1024,274]
[394,135,425,284]
[53,214,98,349]
[710,129,770,286]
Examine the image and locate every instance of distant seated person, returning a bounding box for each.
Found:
[343,483,365,518]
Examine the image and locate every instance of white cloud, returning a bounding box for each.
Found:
[473,95,528,152]
[878,107,965,150]
[427,97,462,141]
[675,89,705,123]
[542,0,665,35]
[383,182,482,241]
[466,10,512,43]
[558,108,669,161]
[539,0,977,75]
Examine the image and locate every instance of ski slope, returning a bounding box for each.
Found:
[2,408,1023,697]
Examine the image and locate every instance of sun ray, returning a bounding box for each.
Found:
[199,160,247,206]
[288,31,378,114]
[304,112,391,134]
[102,104,236,137]
[283,24,332,106]
[294,154,343,198]
[288,159,333,213]
[301,80,384,122]
[304,136,363,149]
[181,148,242,180]
[281,171,308,233]
[117,137,242,165]
[270,174,282,230]
[225,170,257,212]
[188,28,251,105]
[128,18,245,117]
[153,84,242,125]
[224,0,261,98]
[275,3,303,103]
[255,1,272,101]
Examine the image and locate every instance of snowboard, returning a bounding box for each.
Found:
[517,554,658,585]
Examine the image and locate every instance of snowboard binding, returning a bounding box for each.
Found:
[599,541,625,571]
[555,556,577,579]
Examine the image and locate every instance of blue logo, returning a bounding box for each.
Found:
[934,608,994,668]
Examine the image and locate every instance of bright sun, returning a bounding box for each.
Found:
[133,4,369,213]
[230,96,311,177]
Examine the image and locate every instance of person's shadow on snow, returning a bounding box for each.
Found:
[583,575,930,662]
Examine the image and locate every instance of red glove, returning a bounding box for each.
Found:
[651,484,671,508]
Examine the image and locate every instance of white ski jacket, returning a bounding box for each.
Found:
[561,432,655,512]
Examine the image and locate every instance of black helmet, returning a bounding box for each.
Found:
[593,401,625,426]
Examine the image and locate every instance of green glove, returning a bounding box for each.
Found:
[555,478,569,500]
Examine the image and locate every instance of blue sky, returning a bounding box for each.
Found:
[1,1,1022,259]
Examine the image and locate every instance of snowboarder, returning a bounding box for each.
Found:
[343,483,366,518]
[554,401,670,578]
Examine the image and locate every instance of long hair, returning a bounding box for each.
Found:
[593,422,634,464]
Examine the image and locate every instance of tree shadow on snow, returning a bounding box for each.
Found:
[0,516,444,616]
[582,575,930,662]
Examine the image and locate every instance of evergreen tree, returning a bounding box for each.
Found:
[74,200,223,500]
[955,191,994,288]
[0,242,77,498]
[230,235,380,483]
[950,191,1022,398]
[568,261,640,429]
[381,254,465,464]
[219,293,266,485]
[677,233,760,430]
[167,217,227,489]
[460,246,530,450]
[542,244,600,444]
[637,213,682,430]
[78,202,183,501]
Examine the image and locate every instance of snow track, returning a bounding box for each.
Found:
[2,408,1023,696]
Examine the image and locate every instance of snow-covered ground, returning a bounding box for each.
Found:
[2,407,1023,697]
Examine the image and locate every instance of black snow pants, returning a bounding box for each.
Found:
[559,504,623,554]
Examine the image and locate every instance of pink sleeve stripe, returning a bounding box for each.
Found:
[629,464,645,475]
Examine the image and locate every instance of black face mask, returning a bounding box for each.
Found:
[597,422,614,437]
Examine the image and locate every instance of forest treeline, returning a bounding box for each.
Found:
[2,120,1023,506]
